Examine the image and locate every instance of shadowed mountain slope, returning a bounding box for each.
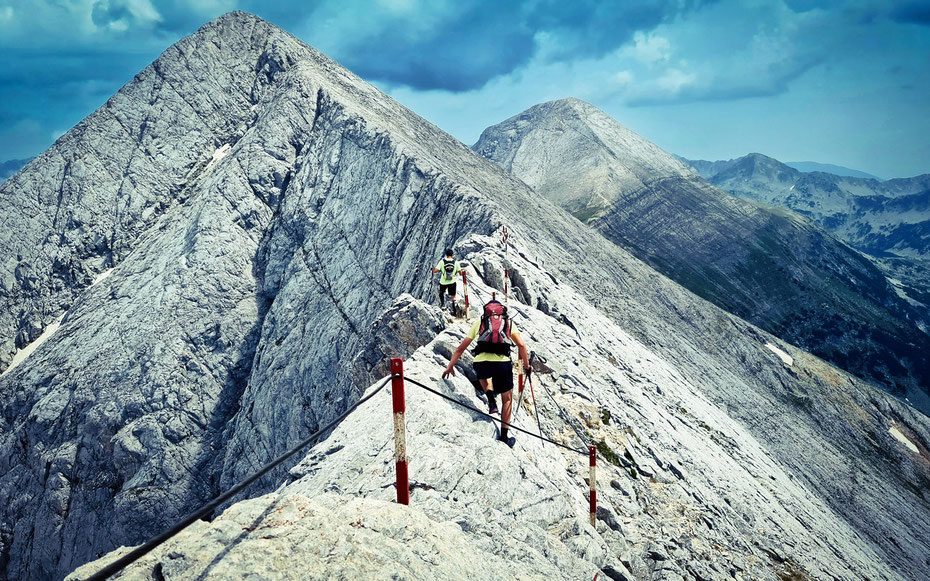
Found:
[474,98,930,414]
[0,13,928,581]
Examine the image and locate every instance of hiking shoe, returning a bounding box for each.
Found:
[487,397,499,415]
[498,435,516,448]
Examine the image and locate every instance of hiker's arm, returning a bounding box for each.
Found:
[514,333,530,371]
[442,337,472,378]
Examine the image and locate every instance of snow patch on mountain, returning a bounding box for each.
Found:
[764,343,793,367]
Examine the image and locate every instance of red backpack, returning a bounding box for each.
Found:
[473,300,513,356]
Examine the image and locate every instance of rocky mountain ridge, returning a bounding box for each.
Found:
[473,99,930,415]
[0,12,928,581]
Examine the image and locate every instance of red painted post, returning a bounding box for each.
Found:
[589,446,597,526]
[391,358,409,505]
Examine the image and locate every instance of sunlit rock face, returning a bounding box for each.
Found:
[474,98,930,414]
[0,11,928,581]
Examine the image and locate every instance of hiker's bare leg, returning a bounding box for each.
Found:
[501,391,513,432]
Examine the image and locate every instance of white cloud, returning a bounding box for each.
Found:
[125,0,162,26]
[655,67,698,94]
[610,70,635,88]
[630,31,671,65]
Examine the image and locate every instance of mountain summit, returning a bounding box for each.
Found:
[473,97,697,220]
[475,98,930,413]
[2,13,929,581]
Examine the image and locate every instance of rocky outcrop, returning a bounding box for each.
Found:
[1,12,929,581]
[473,98,930,414]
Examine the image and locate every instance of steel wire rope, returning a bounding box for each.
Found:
[83,376,394,581]
[403,375,588,456]
[528,353,592,449]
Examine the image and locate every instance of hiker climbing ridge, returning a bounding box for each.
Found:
[432,248,465,316]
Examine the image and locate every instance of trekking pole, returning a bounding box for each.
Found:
[461,270,470,321]
[589,445,597,526]
[504,269,509,305]
[501,226,510,306]
[513,366,525,416]
[526,362,544,439]
[532,352,591,449]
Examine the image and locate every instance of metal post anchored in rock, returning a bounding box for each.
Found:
[589,446,597,526]
[391,358,410,505]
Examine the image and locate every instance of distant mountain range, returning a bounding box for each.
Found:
[679,153,930,260]
[685,156,885,181]
[784,161,884,180]
[678,153,930,326]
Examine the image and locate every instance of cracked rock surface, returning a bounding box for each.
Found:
[74,265,930,580]
[0,11,928,581]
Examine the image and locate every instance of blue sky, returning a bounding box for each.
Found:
[0,1,928,179]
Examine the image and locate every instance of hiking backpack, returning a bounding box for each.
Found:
[472,300,513,356]
[442,258,456,278]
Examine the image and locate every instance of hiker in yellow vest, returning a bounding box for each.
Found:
[432,248,465,315]
[441,300,529,447]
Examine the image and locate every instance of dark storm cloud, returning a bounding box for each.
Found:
[332,1,708,91]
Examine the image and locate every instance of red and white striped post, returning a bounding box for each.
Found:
[461,270,470,320]
[589,446,597,526]
[391,358,410,505]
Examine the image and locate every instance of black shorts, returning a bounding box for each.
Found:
[473,361,514,394]
[439,282,457,297]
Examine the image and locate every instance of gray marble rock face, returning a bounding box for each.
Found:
[473,98,930,415]
[0,10,929,581]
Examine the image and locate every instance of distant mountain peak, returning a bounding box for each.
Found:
[785,161,884,180]
[473,97,695,215]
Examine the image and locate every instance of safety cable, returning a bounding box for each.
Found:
[82,376,393,581]
[403,375,589,456]
[528,352,591,450]
[532,370,591,448]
